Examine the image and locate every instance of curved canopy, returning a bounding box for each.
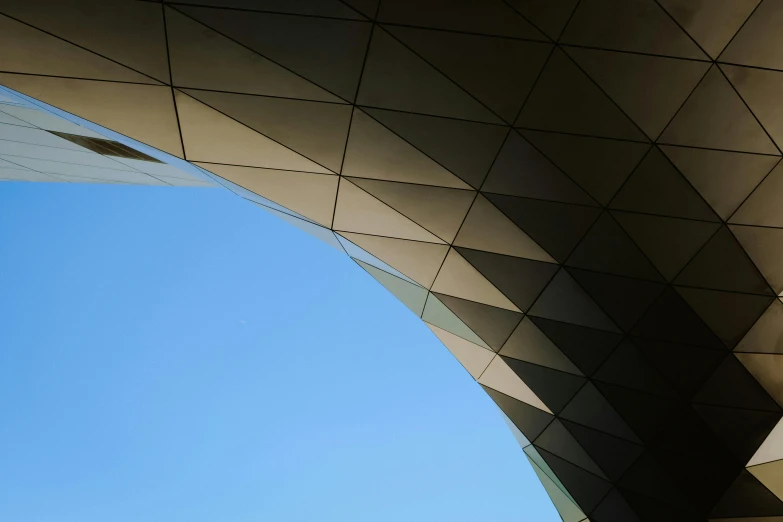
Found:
[2,1,783,520]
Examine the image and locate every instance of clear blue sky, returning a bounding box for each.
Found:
[0,181,560,522]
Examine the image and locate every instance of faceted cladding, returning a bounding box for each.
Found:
[3,0,783,520]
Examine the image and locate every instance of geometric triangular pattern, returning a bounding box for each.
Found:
[385,26,552,123]
[181,88,353,173]
[659,65,778,155]
[567,47,710,140]
[164,7,342,101]
[0,0,171,82]
[661,145,779,221]
[7,1,783,518]
[174,5,373,101]
[658,0,761,60]
[719,0,783,70]
[560,0,709,60]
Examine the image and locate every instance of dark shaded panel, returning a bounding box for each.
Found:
[341,0,379,19]
[650,411,742,514]
[559,383,640,443]
[566,212,664,282]
[502,357,587,413]
[561,420,644,482]
[521,130,651,206]
[482,131,596,205]
[694,403,781,464]
[617,452,693,512]
[631,287,724,349]
[567,47,710,140]
[376,0,547,39]
[530,317,623,376]
[536,447,613,513]
[486,193,602,263]
[676,287,774,349]
[561,0,708,59]
[693,355,781,412]
[595,381,688,444]
[633,338,726,399]
[618,488,702,522]
[591,487,643,522]
[176,5,372,101]
[456,247,559,312]
[528,269,620,332]
[675,226,773,295]
[386,26,552,122]
[505,0,580,40]
[483,385,554,441]
[517,48,647,141]
[168,0,364,17]
[710,470,783,519]
[661,145,778,221]
[362,107,507,189]
[614,211,720,281]
[357,29,500,122]
[593,340,677,397]
[609,147,720,221]
[533,419,606,478]
[434,293,522,350]
[568,268,666,333]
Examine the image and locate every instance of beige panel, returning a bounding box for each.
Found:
[748,419,783,466]
[0,74,183,157]
[454,194,555,263]
[337,232,448,288]
[174,91,329,172]
[165,8,339,102]
[748,459,783,502]
[478,356,552,413]
[347,177,475,242]
[332,180,445,243]
[432,249,521,312]
[0,14,156,84]
[342,109,470,189]
[197,163,337,227]
[427,323,494,379]
[182,88,351,173]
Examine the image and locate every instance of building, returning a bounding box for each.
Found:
[2,1,782,520]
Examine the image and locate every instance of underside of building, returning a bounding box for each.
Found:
[2,1,783,520]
